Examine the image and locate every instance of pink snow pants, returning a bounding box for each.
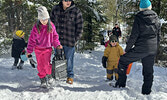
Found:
[35,47,52,78]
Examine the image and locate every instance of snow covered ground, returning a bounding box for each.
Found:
[0,44,167,100]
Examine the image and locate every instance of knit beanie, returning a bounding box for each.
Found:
[139,0,152,11]
[109,35,118,42]
[16,30,25,38]
[37,6,50,20]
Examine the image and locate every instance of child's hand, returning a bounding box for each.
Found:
[26,53,31,58]
[27,54,36,68]
[56,45,63,49]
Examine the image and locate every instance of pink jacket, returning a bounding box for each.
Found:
[27,22,60,53]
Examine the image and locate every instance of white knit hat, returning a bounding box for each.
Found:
[37,6,50,20]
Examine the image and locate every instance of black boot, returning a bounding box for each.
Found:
[12,58,19,70]
[114,67,127,88]
[40,77,47,88]
[141,80,153,95]
[142,87,151,95]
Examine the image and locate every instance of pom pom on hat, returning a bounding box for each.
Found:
[37,6,50,20]
[139,0,152,11]
[16,30,25,38]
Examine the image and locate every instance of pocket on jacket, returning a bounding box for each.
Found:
[67,15,75,25]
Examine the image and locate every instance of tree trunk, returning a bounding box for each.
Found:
[87,15,92,43]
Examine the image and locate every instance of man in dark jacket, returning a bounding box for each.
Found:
[50,0,83,84]
[112,24,121,42]
[115,0,161,95]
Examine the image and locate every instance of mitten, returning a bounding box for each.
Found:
[22,49,26,54]
[102,56,108,68]
[28,54,36,68]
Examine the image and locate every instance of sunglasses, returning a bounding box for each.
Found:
[111,40,117,43]
[64,0,72,2]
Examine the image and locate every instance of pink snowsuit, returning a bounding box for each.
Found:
[27,22,60,78]
[105,40,110,47]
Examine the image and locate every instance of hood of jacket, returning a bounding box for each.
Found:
[136,10,159,25]
[59,1,75,12]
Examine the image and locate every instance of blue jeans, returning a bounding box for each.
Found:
[63,46,75,78]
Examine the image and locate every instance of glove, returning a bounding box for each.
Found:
[28,54,36,68]
[102,56,108,68]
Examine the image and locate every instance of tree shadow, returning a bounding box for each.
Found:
[0,84,51,93]
[57,83,121,92]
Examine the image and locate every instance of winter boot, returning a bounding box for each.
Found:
[11,65,17,70]
[142,88,151,95]
[12,60,18,70]
[107,74,113,81]
[142,81,152,95]
[47,75,54,84]
[114,70,127,88]
[66,77,73,84]
[114,63,128,88]
[40,77,47,88]
[17,61,24,69]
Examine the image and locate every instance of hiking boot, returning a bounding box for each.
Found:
[40,77,47,88]
[47,75,54,84]
[66,77,73,84]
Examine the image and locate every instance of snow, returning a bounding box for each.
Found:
[160,19,167,26]
[0,44,167,100]
[88,0,96,3]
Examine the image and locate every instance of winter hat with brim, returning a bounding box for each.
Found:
[16,30,25,38]
[109,35,118,42]
[37,6,50,20]
[139,0,152,11]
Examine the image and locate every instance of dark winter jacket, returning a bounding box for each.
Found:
[50,1,83,47]
[125,10,161,54]
[112,27,121,38]
[12,38,27,58]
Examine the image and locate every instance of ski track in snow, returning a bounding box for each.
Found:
[0,44,167,100]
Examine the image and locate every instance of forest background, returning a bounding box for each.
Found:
[0,0,167,66]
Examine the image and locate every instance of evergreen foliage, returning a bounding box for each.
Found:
[0,0,166,66]
[0,0,107,54]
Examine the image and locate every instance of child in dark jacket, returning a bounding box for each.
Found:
[11,30,27,70]
[102,35,124,81]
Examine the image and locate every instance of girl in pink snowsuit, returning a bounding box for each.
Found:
[27,6,62,88]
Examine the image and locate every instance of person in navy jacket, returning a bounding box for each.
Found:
[115,0,161,95]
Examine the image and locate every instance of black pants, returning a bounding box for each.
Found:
[117,49,155,94]
[13,58,24,66]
